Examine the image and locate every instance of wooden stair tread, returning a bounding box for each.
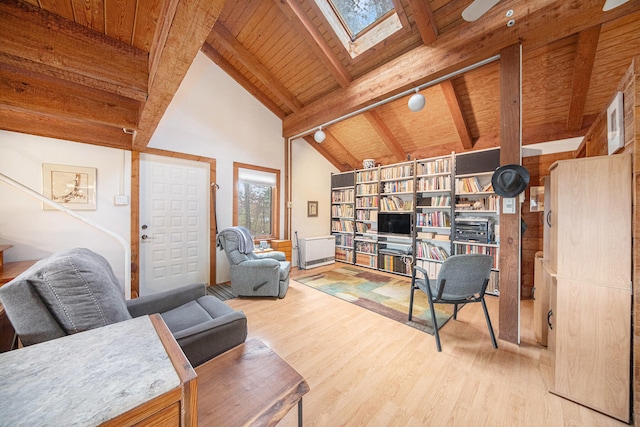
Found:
[0,260,38,285]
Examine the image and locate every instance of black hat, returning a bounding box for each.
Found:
[491,164,530,197]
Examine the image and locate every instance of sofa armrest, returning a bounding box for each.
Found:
[238,258,281,268]
[255,251,286,261]
[126,282,206,317]
[171,310,247,340]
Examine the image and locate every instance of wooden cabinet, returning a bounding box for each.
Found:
[544,154,631,422]
[532,251,547,346]
[270,239,292,262]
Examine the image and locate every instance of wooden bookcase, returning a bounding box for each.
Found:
[354,167,379,269]
[330,171,355,264]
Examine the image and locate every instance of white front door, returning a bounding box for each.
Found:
[139,154,210,295]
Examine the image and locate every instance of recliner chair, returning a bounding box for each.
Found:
[0,247,247,367]
[217,227,290,298]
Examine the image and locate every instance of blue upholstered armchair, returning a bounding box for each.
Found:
[217,227,290,298]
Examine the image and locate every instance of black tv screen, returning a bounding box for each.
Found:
[378,213,412,236]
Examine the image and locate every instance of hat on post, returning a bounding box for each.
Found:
[491,164,530,197]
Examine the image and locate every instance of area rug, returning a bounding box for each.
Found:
[295,266,452,335]
[207,283,236,301]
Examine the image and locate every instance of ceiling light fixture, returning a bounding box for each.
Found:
[314,127,326,143]
[408,89,426,112]
[603,0,630,11]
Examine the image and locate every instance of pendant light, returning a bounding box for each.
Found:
[314,127,326,143]
[408,89,426,112]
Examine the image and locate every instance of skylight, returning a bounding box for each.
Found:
[329,0,395,40]
[315,0,406,58]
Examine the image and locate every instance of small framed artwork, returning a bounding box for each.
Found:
[307,201,318,217]
[607,91,624,155]
[529,186,544,212]
[43,164,97,210]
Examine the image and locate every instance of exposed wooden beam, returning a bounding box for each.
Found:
[282,0,639,138]
[210,22,304,112]
[566,25,601,131]
[498,44,521,345]
[0,63,140,129]
[148,0,180,88]
[324,129,359,170]
[276,0,351,88]
[0,0,148,102]
[0,106,132,150]
[363,111,405,162]
[302,136,345,171]
[134,0,226,150]
[406,0,438,45]
[440,81,474,150]
[201,42,286,119]
[524,114,596,145]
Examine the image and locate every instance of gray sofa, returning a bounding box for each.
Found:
[217,227,290,298]
[0,248,247,367]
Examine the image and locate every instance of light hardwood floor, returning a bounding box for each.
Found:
[224,264,628,427]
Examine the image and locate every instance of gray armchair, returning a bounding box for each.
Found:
[0,248,247,367]
[217,227,290,298]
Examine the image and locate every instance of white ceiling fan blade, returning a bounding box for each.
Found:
[603,0,630,11]
[462,0,501,22]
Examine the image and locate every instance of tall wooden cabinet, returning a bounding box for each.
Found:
[544,154,631,422]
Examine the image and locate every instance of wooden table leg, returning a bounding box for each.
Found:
[298,398,303,427]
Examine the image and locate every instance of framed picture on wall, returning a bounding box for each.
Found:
[43,164,97,210]
[607,91,624,155]
[529,186,544,212]
[307,201,318,217]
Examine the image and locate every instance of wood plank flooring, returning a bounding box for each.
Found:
[224,264,628,427]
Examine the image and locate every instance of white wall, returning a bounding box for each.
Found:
[148,52,289,283]
[0,131,131,288]
[290,137,338,266]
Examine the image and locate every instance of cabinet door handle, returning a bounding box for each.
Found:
[547,309,553,330]
[546,210,552,227]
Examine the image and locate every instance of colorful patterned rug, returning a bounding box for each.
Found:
[295,265,452,335]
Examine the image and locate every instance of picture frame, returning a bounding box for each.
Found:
[43,164,97,210]
[307,201,318,217]
[607,91,624,155]
[529,186,544,212]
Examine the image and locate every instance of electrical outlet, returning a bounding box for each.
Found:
[114,195,129,206]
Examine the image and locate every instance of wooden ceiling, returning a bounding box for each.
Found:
[1,0,639,170]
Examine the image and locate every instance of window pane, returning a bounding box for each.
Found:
[238,181,273,237]
[330,0,394,37]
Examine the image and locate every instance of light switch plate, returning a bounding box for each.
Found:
[114,195,129,206]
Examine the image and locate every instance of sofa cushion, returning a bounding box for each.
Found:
[23,248,131,334]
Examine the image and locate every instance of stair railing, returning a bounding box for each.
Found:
[0,172,131,299]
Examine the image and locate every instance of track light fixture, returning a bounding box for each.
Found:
[314,127,326,143]
[408,89,426,112]
[603,0,630,11]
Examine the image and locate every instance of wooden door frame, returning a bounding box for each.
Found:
[131,148,217,298]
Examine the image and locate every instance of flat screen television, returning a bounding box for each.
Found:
[378,213,412,236]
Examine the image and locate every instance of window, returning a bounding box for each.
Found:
[315,0,407,58]
[233,162,280,240]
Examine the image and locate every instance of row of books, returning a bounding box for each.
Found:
[455,196,499,211]
[417,158,451,175]
[336,247,354,263]
[356,170,379,183]
[355,210,378,221]
[416,241,450,261]
[380,196,413,211]
[417,176,451,191]
[417,194,451,207]
[355,222,377,234]
[454,243,498,269]
[455,177,493,194]
[416,211,451,227]
[355,196,378,208]
[355,241,377,254]
[355,253,377,268]
[382,179,414,193]
[380,164,413,180]
[331,219,354,232]
[335,233,354,247]
[356,183,379,195]
[331,205,354,218]
[417,231,450,241]
[379,254,412,275]
[332,189,354,202]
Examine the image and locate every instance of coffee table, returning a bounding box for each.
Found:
[196,338,309,426]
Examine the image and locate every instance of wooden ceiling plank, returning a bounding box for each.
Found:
[148,0,180,88]
[406,0,438,45]
[566,25,601,131]
[201,42,286,119]
[104,0,137,45]
[302,136,345,171]
[364,111,406,162]
[0,0,148,101]
[133,0,227,150]
[282,0,639,138]
[277,0,351,88]
[131,0,163,51]
[37,0,75,21]
[0,106,132,150]
[71,0,105,33]
[324,129,358,169]
[0,63,139,129]
[440,80,474,149]
[211,22,303,112]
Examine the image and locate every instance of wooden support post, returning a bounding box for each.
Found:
[498,44,521,344]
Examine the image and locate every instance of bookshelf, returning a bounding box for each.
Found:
[453,149,500,295]
[331,172,355,264]
[354,167,379,269]
[414,154,454,280]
